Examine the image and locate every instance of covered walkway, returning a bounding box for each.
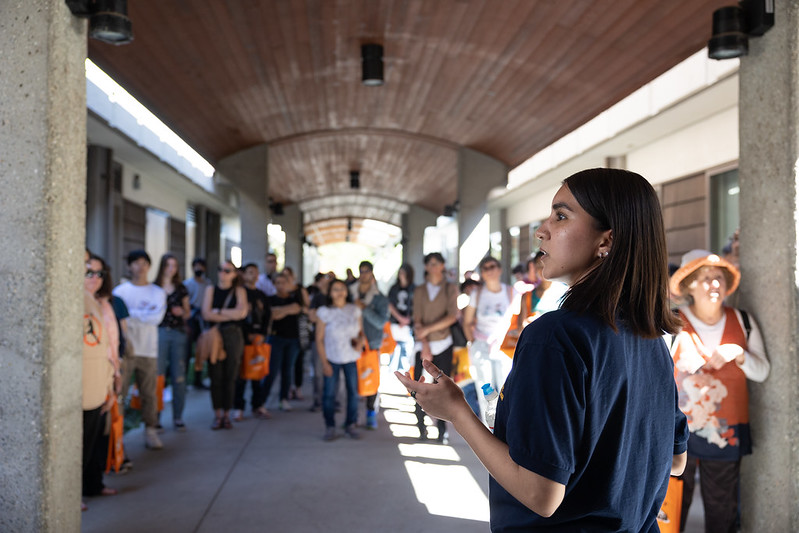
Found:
[81,364,704,533]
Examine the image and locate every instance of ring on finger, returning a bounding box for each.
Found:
[410,390,417,399]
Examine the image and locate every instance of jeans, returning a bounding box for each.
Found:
[234,374,264,411]
[322,362,359,428]
[259,335,300,405]
[388,324,413,372]
[158,326,187,421]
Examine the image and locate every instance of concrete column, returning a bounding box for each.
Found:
[738,3,799,530]
[216,144,269,266]
[401,204,438,276]
[457,147,508,277]
[281,203,304,284]
[0,2,86,531]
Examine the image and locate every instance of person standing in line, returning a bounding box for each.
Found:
[233,263,272,420]
[387,263,415,373]
[283,266,310,401]
[351,261,389,429]
[410,252,459,443]
[669,250,769,533]
[463,256,519,403]
[184,258,211,389]
[307,272,334,412]
[262,271,305,411]
[154,253,190,431]
[398,168,689,531]
[256,252,278,297]
[201,260,248,430]
[113,250,167,450]
[82,253,118,509]
[316,279,365,441]
[518,251,568,326]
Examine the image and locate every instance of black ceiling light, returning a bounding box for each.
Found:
[708,0,774,60]
[269,198,284,216]
[350,170,360,189]
[361,44,384,86]
[66,0,134,45]
[443,201,459,217]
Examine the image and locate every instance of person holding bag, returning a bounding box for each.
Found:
[411,252,459,443]
[202,260,248,430]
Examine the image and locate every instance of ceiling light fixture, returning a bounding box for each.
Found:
[361,44,384,86]
[708,0,774,60]
[350,170,360,189]
[269,198,284,216]
[66,0,134,45]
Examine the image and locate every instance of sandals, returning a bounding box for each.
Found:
[222,416,233,430]
[254,407,272,420]
[100,486,118,496]
[211,417,223,430]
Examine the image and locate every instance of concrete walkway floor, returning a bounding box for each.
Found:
[81,365,704,533]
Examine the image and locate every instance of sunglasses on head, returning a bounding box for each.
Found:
[85,270,104,278]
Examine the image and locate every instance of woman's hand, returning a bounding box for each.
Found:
[420,343,433,362]
[704,343,744,370]
[171,305,184,317]
[322,360,333,377]
[395,360,471,423]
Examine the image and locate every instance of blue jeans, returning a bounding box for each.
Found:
[158,326,187,421]
[259,335,300,405]
[322,362,359,428]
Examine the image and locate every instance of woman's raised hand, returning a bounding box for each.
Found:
[395,360,471,423]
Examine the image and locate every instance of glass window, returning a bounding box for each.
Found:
[710,168,739,255]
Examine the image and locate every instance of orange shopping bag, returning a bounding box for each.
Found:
[241,341,271,381]
[657,476,683,533]
[356,349,380,396]
[129,374,165,412]
[105,398,125,473]
[451,346,471,383]
[379,322,396,355]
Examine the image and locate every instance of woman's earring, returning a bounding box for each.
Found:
[599,251,609,258]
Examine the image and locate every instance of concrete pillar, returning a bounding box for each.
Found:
[457,147,508,277]
[738,3,799,530]
[281,203,304,284]
[401,204,438,277]
[0,2,86,531]
[216,144,269,266]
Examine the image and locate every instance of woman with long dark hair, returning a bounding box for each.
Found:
[154,253,190,430]
[201,260,248,430]
[398,168,689,531]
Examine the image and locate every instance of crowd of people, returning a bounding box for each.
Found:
[80,168,768,532]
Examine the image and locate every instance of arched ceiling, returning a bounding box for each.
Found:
[89,0,729,247]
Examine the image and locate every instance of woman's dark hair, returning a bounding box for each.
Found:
[560,168,680,338]
[88,253,113,299]
[477,255,501,273]
[325,278,352,305]
[154,253,183,288]
[219,259,241,288]
[394,263,415,288]
[423,252,445,265]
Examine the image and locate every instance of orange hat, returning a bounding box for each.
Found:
[669,249,740,297]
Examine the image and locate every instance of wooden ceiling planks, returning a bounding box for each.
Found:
[89,0,729,245]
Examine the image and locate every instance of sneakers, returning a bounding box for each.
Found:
[366,409,378,429]
[155,423,165,434]
[344,424,361,440]
[118,457,133,474]
[231,409,244,422]
[145,427,163,450]
[279,399,293,411]
[174,420,187,432]
[323,427,338,441]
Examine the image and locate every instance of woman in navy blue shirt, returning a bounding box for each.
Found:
[398,168,689,532]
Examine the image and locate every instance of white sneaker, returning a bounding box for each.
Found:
[280,399,293,411]
[145,427,163,450]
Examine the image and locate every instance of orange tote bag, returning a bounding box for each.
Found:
[356,349,380,396]
[657,476,683,533]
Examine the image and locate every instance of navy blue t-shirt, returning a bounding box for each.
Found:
[490,309,688,532]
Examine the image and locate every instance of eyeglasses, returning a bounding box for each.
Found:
[481,263,500,272]
[218,267,234,274]
[85,270,104,278]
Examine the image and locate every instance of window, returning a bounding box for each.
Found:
[710,168,739,254]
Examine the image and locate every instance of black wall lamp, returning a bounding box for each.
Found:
[349,170,360,189]
[66,0,133,45]
[269,198,284,216]
[708,0,774,60]
[361,44,384,86]
[443,201,460,218]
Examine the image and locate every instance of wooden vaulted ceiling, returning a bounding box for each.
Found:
[89,0,729,247]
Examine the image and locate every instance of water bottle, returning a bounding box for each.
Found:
[482,383,499,432]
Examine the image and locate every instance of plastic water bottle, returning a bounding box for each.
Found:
[482,383,499,432]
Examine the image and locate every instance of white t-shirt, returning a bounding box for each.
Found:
[317,304,362,364]
[469,284,516,343]
[112,282,167,358]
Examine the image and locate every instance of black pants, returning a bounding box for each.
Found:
[209,324,243,411]
[679,456,740,533]
[414,346,453,437]
[82,406,105,496]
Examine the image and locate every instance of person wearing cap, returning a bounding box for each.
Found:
[113,250,167,450]
[669,249,770,532]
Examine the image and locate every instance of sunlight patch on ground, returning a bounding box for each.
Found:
[404,461,490,522]
[390,424,423,438]
[383,410,418,425]
[379,393,415,412]
[398,443,461,461]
